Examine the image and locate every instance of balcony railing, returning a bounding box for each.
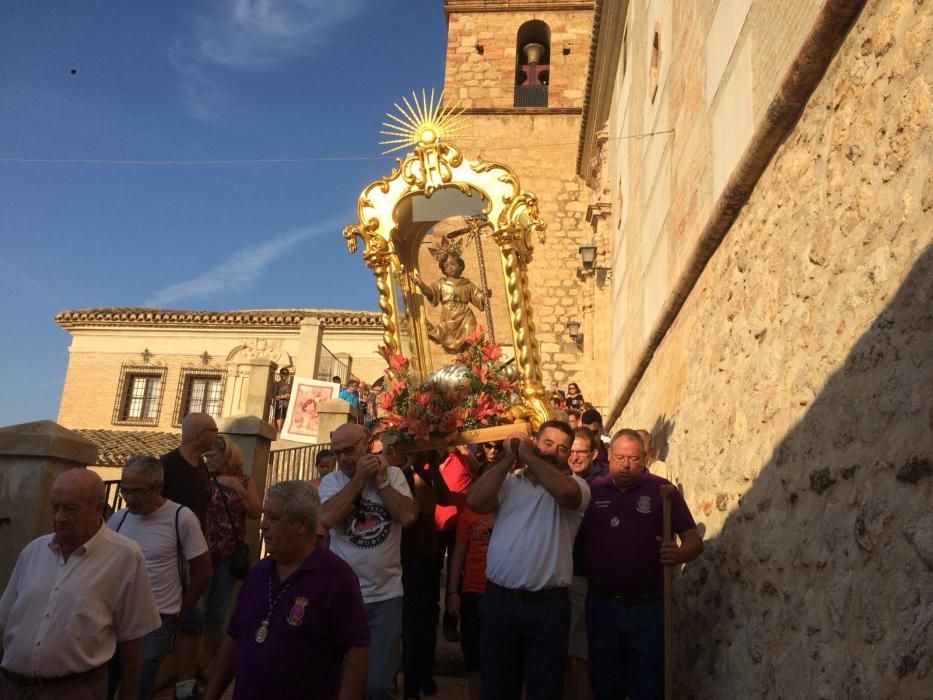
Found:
[268,442,332,485]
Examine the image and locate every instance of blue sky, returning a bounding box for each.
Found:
[0,1,447,425]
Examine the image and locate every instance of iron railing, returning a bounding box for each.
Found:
[315,345,350,384]
[103,480,126,518]
[267,442,331,485]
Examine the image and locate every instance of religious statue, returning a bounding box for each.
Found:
[414,236,492,353]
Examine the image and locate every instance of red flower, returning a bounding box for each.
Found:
[388,353,408,373]
[481,342,502,362]
[414,391,432,408]
[472,363,489,385]
[463,325,485,348]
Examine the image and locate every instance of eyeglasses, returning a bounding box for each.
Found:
[333,437,364,456]
[483,443,500,450]
[118,482,159,497]
[611,456,643,464]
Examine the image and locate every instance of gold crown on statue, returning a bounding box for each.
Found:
[428,235,464,261]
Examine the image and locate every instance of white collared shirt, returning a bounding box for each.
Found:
[485,471,591,591]
[0,523,161,677]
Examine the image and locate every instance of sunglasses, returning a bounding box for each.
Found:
[333,437,364,456]
[483,443,501,450]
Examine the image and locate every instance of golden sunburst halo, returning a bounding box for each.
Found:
[379,89,470,155]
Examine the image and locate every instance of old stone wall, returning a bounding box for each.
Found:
[615,0,932,696]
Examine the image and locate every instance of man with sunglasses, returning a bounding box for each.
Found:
[107,455,212,700]
[319,423,417,700]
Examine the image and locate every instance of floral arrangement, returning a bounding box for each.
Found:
[375,326,520,446]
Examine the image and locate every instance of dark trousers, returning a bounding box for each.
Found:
[435,529,457,630]
[586,592,663,700]
[402,554,439,698]
[479,583,570,700]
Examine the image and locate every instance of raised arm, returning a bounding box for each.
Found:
[518,438,583,510]
[320,473,369,530]
[373,459,418,527]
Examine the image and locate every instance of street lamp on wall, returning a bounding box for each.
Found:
[566,319,583,348]
[577,244,612,279]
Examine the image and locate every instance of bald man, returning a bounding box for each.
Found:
[162,412,217,699]
[0,469,160,700]
[319,423,417,700]
[161,412,218,531]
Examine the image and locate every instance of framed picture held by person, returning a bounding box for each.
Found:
[280,377,339,443]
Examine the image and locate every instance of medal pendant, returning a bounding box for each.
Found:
[255,620,269,644]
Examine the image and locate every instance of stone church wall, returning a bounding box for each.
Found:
[616,0,932,696]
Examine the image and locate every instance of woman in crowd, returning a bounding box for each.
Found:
[192,437,261,690]
[565,382,586,412]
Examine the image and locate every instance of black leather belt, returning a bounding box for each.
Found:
[591,589,662,605]
[487,581,568,600]
[1,665,104,687]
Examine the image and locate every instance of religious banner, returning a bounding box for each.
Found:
[280,377,339,444]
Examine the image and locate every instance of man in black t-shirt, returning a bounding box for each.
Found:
[162,411,218,699]
[160,412,217,532]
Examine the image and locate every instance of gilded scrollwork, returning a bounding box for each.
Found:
[344,93,553,428]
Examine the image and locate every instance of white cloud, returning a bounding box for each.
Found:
[145,221,336,307]
[171,0,362,121]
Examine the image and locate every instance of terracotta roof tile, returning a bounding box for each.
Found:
[72,428,180,467]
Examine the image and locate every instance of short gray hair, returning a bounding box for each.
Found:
[266,480,320,529]
[123,454,164,482]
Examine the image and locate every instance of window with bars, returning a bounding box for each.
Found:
[113,365,167,426]
[173,368,225,426]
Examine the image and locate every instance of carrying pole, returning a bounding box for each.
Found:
[660,483,675,700]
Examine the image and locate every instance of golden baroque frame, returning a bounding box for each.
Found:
[343,132,552,428]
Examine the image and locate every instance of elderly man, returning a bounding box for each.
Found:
[107,455,213,700]
[161,412,217,698]
[581,430,703,700]
[467,420,591,700]
[205,480,370,700]
[319,423,417,700]
[0,469,161,700]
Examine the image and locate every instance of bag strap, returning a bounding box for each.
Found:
[211,474,242,542]
[175,505,188,595]
[114,509,130,532]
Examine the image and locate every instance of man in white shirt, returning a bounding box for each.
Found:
[107,455,213,700]
[319,423,417,700]
[0,468,161,700]
[467,420,591,700]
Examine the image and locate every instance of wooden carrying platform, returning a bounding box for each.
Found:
[384,420,532,456]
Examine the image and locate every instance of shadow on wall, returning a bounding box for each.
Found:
[673,246,932,699]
